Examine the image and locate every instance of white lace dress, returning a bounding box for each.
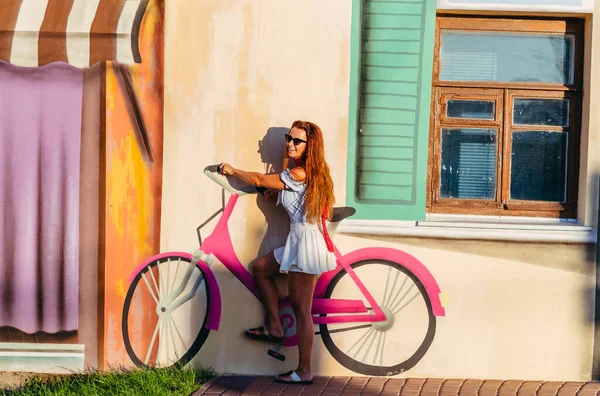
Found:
[272,169,337,274]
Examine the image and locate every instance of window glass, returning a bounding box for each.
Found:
[510,131,567,202]
[440,128,497,199]
[440,31,575,84]
[513,98,569,127]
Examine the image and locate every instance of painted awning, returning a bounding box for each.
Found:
[0,0,149,68]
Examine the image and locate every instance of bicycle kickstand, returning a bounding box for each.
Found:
[267,318,290,362]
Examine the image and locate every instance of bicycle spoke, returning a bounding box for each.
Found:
[165,258,172,300]
[387,275,409,310]
[389,282,415,313]
[360,328,379,363]
[141,273,160,305]
[157,260,165,301]
[168,258,182,303]
[347,327,373,355]
[144,317,162,365]
[168,316,187,360]
[373,331,384,365]
[168,318,180,363]
[383,267,401,307]
[381,266,391,307]
[164,318,171,365]
[148,266,162,304]
[379,332,386,366]
[392,291,422,315]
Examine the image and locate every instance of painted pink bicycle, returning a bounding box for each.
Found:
[122,165,446,376]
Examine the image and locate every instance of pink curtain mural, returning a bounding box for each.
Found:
[0,60,82,334]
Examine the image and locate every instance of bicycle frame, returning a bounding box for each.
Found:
[127,169,444,337]
[124,167,446,366]
[200,193,387,326]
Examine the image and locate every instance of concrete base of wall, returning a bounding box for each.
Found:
[0,343,85,374]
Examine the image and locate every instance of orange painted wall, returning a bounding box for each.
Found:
[103,0,164,366]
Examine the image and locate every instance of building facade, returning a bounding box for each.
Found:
[0,0,598,382]
[160,0,599,381]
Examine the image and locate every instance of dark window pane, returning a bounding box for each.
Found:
[440,31,575,84]
[510,131,567,202]
[513,98,569,126]
[440,128,496,199]
[447,100,495,120]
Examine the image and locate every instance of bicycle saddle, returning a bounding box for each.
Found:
[331,207,356,223]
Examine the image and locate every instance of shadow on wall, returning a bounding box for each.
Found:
[187,126,295,370]
[255,126,291,297]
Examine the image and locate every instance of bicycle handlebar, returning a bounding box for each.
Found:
[203,164,264,196]
[205,164,221,174]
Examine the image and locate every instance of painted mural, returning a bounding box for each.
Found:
[103,0,164,367]
[0,60,82,343]
[153,0,597,382]
[0,0,164,370]
[1,0,598,383]
[121,164,445,375]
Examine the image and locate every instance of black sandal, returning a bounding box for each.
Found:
[275,371,313,385]
[244,326,285,343]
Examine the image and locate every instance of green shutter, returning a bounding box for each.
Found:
[346,0,436,220]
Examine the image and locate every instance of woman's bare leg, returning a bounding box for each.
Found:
[280,271,317,381]
[249,252,283,337]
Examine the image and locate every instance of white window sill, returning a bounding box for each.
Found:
[336,214,597,243]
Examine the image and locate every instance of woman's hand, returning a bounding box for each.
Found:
[219,163,235,176]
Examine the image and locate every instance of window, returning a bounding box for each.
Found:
[428,17,583,218]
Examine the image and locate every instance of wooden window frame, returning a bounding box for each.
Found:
[427,16,583,218]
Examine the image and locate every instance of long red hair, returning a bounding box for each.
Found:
[283,120,335,223]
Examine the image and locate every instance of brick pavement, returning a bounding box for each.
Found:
[193,375,600,396]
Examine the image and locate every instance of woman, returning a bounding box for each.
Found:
[219,120,335,385]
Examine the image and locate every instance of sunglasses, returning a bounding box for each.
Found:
[285,134,307,146]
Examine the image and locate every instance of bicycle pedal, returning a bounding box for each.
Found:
[267,349,286,361]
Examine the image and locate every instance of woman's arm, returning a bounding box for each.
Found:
[220,163,286,190]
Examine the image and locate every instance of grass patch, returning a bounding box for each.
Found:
[1,365,214,396]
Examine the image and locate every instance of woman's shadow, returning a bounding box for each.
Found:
[253,126,291,297]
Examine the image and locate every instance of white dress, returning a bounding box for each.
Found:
[273,169,337,275]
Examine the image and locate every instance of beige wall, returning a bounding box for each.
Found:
[163,0,598,381]
[162,0,351,254]
[580,2,600,226]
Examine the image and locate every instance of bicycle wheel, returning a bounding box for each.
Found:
[319,259,435,376]
[122,254,211,367]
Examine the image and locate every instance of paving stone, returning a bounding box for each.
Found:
[497,380,526,396]
[577,382,600,396]
[538,382,566,396]
[387,379,408,387]
[401,378,428,396]
[421,378,447,396]
[197,375,600,396]
[440,379,467,396]
[479,380,504,396]
[557,382,587,396]
[367,378,390,386]
[380,391,401,396]
[517,381,545,396]
[459,379,484,396]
